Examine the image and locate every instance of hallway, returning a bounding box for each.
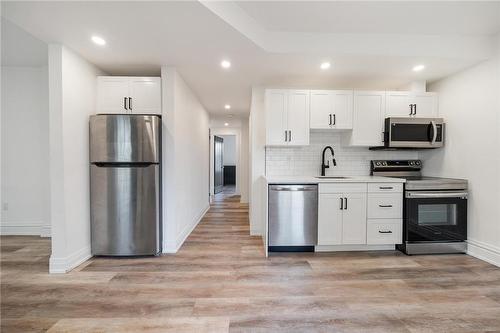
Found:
[2,194,500,332]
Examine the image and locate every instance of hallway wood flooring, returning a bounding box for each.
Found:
[1,194,500,332]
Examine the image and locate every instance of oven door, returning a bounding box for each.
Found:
[386,118,444,148]
[405,191,467,242]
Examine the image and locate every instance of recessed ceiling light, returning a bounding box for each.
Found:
[91,35,106,46]
[224,122,229,126]
[320,62,331,70]
[221,60,231,69]
[413,64,425,72]
[224,104,231,110]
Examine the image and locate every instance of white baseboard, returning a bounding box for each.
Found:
[250,228,262,236]
[315,244,396,252]
[162,204,210,253]
[40,225,51,238]
[0,221,50,237]
[467,239,500,267]
[49,245,92,274]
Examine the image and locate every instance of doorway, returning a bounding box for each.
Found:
[214,136,224,194]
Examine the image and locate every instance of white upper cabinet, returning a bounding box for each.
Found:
[349,91,385,146]
[265,89,288,145]
[287,90,310,145]
[310,90,353,129]
[385,91,438,118]
[97,77,130,114]
[385,91,413,117]
[129,77,162,114]
[265,89,310,146]
[97,76,161,115]
[310,90,331,129]
[412,92,438,117]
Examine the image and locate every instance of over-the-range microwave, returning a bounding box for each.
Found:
[378,117,445,149]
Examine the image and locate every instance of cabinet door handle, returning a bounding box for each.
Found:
[409,104,412,115]
[340,197,343,210]
[379,204,393,208]
[288,130,291,142]
[333,114,336,125]
[414,104,417,115]
[329,114,332,126]
[379,230,393,234]
[124,97,128,110]
[344,197,347,210]
[285,131,288,142]
[379,186,393,190]
[128,97,132,111]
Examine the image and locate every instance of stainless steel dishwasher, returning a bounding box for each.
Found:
[268,184,318,251]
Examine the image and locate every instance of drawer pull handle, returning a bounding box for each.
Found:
[379,186,393,190]
[378,230,393,234]
[379,205,393,208]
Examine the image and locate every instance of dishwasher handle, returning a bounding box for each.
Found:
[271,185,317,192]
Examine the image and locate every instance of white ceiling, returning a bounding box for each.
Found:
[2,1,499,116]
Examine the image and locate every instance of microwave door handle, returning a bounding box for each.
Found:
[430,121,437,144]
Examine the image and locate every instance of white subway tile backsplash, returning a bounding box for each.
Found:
[265,131,417,177]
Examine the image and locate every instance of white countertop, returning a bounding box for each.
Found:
[265,175,406,184]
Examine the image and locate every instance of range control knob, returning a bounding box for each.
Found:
[409,161,415,166]
[383,161,387,166]
[416,160,421,166]
[375,162,381,166]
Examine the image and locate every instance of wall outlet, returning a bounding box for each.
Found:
[2,202,8,211]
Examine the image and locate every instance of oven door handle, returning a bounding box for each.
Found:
[405,191,468,199]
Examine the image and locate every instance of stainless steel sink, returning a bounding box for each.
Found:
[315,176,349,179]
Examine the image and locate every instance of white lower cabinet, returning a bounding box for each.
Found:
[367,220,402,245]
[318,184,367,246]
[366,183,403,245]
[318,182,402,247]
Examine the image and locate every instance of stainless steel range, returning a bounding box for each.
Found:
[371,160,468,255]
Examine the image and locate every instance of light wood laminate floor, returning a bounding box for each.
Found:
[2,194,500,332]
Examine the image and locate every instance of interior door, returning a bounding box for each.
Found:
[342,192,367,244]
[287,90,310,146]
[214,136,224,194]
[129,77,162,115]
[96,77,130,114]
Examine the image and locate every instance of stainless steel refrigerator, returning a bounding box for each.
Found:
[89,114,161,256]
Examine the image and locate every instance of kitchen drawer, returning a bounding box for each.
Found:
[367,193,402,219]
[367,219,402,245]
[319,183,367,194]
[368,183,403,193]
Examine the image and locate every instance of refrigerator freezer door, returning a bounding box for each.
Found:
[90,115,160,163]
[90,164,159,255]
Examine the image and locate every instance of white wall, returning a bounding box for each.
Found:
[220,135,236,166]
[48,45,105,273]
[249,87,266,235]
[1,66,50,236]
[421,34,500,266]
[161,66,210,253]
